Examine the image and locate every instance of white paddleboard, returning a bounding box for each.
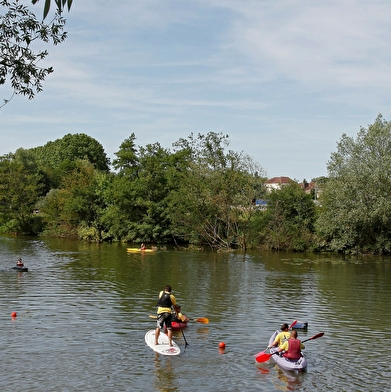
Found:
[145,330,181,356]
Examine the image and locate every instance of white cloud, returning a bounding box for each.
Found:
[224,1,391,87]
[1,0,391,180]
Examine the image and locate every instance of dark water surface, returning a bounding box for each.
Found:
[0,236,390,391]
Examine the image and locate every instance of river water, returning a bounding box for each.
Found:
[0,236,390,391]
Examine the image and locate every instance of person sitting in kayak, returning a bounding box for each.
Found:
[16,258,24,267]
[269,323,291,348]
[276,330,305,360]
[140,243,146,250]
[155,285,177,347]
[173,304,189,324]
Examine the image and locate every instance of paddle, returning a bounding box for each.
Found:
[254,320,298,360]
[148,314,190,346]
[301,331,324,343]
[193,317,209,324]
[255,331,324,363]
[178,318,189,347]
[288,320,298,330]
[149,315,209,324]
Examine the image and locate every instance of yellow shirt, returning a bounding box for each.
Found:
[176,312,188,322]
[157,291,176,314]
[273,331,291,347]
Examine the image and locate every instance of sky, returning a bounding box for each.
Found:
[2,0,391,181]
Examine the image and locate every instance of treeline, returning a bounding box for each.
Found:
[1,114,391,254]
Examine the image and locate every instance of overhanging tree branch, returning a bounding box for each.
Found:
[1,0,67,104]
[31,0,73,19]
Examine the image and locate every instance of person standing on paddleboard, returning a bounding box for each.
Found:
[155,285,177,346]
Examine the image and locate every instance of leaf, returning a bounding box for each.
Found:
[43,0,51,19]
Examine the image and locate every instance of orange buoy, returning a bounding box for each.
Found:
[11,311,17,318]
[218,341,226,349]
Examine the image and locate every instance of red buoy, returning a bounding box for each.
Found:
[11,311,17,318]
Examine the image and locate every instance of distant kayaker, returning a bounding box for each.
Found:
[140,243,146,250]
[173,304,189,324]
[155,285,177,347]
[269,323,291,348]
[276,330,305,360]
[16,258,24,267]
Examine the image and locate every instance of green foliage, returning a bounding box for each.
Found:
[169,132,266,249]
[0,0,67,104]
[103,140,175,243]
[14,148,51,196]
[32,133,110,188]
[316,114,391,253]
[40,160,110,241]
[0,153,40,234]
[258,182,316,251]
[112,133,139,177]
[31,0,73,19]
[98,176,139,241]
[1,130,324,251]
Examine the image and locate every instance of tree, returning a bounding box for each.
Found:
[14,147,51,196]
[169,132,266,249]
[41,160,110,240]
[258,182,316,251]
[316,114,391,253]
[0,0,68,105]
[104,140,176,243]
[32,133,110,188]
[0,153,40,234]
[112,133,139,177]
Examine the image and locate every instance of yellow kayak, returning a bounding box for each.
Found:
[126,248,156,253]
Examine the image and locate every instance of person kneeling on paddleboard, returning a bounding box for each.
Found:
[155,285,177,347]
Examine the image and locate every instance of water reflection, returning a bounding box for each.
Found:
[1,237,391,391]
[256,361,305,391]
[195,327,210,337]
[153,354,179,392]
[273,367,305,391]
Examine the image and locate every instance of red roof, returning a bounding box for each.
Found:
[265,176,293,184]
[299,181,316,192]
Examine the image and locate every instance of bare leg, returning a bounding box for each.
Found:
[155,327,160,345]
[167,329,173,346]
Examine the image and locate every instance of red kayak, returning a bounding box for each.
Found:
[172,320,188,330]
[163,315,188,331]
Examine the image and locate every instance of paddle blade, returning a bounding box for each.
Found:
[194,317,209,324]
[255,352,273,363]
[311,332,324,339]
[302,332,324,343]
[149,315,157,319]
[289,320,298,329]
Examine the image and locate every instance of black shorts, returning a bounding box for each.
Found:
[157,312,173,330]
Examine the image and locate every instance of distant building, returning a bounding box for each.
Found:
[264,176,322,201]
[265,176,293,191]
[299,180,322,200]
[299,180,316,194]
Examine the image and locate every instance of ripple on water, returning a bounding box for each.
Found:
[1,239,391,391]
